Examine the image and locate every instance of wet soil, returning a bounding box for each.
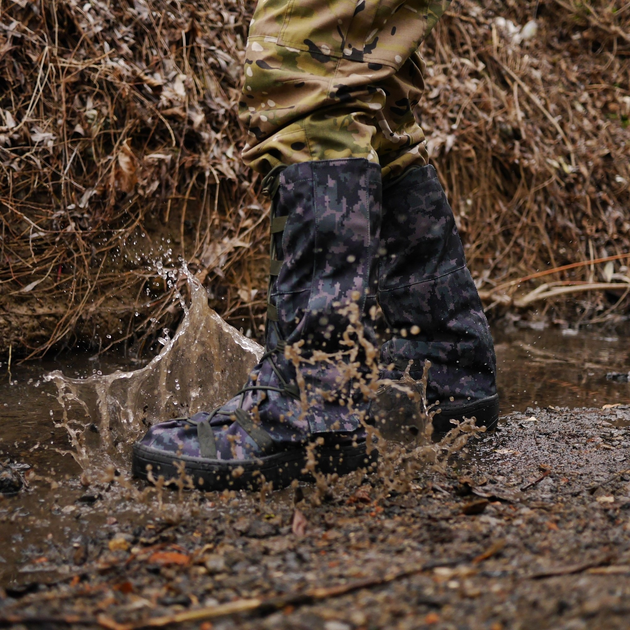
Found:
[2,329,630,628]
[3,407,630,629]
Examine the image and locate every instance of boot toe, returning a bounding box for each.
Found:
[431,393,500,435]
[135,418,201,457]
[132,416,375,492]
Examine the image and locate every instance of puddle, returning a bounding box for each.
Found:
[0,274,263,586]
[494,327,630,411]
[2,311,630,587]
[4,326,629,477]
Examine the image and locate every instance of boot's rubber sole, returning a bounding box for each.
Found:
[432,394,500,435]
[132,438,377,492]
[372,386,499,440]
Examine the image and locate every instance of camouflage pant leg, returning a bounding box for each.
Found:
[239,0,450,178]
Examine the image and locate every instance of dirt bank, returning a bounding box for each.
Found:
[2,0,629,357]
[3,406,630,629]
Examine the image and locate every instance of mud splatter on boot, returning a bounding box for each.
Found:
[377,164,498,434]
[133,159,382,490]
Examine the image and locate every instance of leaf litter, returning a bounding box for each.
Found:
[4,406,630,628]
[1,0,630,357]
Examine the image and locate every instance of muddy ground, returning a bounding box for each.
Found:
[2,406,630,629]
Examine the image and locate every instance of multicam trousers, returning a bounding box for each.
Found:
[239,0,451,177]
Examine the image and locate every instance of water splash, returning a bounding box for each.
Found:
[46,276,263,471]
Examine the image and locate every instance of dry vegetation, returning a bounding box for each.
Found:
[429,0,630,324]
[0,0,629,357]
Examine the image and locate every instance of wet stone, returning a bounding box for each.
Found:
[246,519,279,538]
[205,554,226,574]
[0,462,23,496]
[75,491,101,505]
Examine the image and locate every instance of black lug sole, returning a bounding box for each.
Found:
[132,438,377,492]
[432,394,500,435]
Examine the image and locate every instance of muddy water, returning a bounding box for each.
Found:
[493,327,630,411]
[43,279,262,474]
[1,325,630,586]
[3,326,628,479]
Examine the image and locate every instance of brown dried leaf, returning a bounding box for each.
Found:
[462,499,489,515]
[292,508,308,537]
[147,551,191,566]
[112,140,138,193]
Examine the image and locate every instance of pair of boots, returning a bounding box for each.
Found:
[132,159,498,491]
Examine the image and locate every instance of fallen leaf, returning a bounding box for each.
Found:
[30,127,55,144]
[603,261,614,283]
[237,288,258,303]
[200,237,249,270]
[108,537,129,552]
[462,499,489,515]
[1,109,16,129]
[113,581,134,594]
[20,278,46,293]
[596,495,615,504]
[495,448,521,456]
[587,565,630,575]
[347,486,371,504]
[472,539,506,564]
[292,508,308,537]
[471,485,521,503]
[112,140,137,193]
[147,551,190,566]
[96,615,130,630]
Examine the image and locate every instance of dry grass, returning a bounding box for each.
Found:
[424,0,630,324]
[0,0,269,357]
[1,0,629,358]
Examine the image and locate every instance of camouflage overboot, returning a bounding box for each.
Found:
[377,164,498,435]
[132,158,382,491]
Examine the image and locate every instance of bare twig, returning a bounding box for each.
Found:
[97,556,481,629]
[587,468,630,495]
[528,556,615,580]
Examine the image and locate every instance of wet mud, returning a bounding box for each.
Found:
[3,316,630,628]
[2,405,630,629]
